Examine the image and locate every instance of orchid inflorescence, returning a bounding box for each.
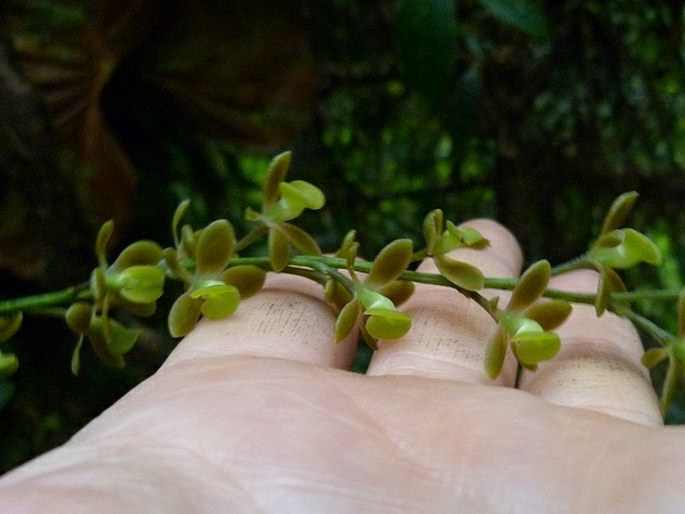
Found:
[0,153,682,416]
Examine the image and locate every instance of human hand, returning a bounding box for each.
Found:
[0,220,682,513]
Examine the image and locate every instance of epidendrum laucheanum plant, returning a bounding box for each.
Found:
[0,152,683,417]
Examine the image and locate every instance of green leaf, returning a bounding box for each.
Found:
[111,265,165,304]
[507,260,551,312]
[110,241,164,270]
[168,292,203,338]
[524,300,572,331]
[0,312,22,343]
[423,209,443,255]
[279,222,321,256]
[263,151,292,207]
[435,256,485,291]
[591,229,662,269]
[485,330,507,379]
[0,352,19,378]
[641,347,669,369]
[268,225,291,272]
[511,331,561,367]
[364,308,411,340]
[335,300,361,342]
[365,239,414,289]
[477,0,550,39]
[196,220,236,275]
[397,0,457,109]
[599,191,639,236]
[220,265,266,298]
[192,283,241,319]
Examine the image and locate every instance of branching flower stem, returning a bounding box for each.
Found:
[0,283,91,316]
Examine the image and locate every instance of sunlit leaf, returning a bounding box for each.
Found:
[435,256,485,291]
[599,191,639,236]
[335,300,360,342]
[196,220,236,275]
[220,265,266,298]
[507,260,550,312]
[168,291,203,338]
[365,239,413,289]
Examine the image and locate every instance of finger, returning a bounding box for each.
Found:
[163,273,358,369]
[517,269,663,426]
[367,219,524,384]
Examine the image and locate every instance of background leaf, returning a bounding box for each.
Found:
[396,0,457,109]
[477,0,550,39]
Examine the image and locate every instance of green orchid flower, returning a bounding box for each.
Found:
[485,260,572,379]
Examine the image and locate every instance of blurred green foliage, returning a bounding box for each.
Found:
[2,0,685,472]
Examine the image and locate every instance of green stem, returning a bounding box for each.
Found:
[622,310,673,347]
[235,224,269,252]
[0,284,92,315]
[550,255,593,275]
[660,355,680,416]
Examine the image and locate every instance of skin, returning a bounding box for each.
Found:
[0,219,683,513]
